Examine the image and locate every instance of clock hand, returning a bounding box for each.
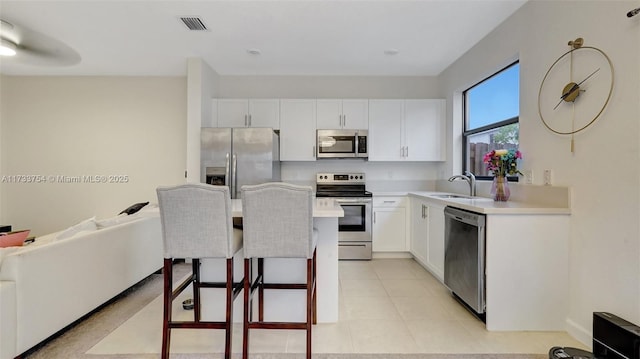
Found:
[553,68,601,110]
[553,85,578,110]
[576,67,600,87]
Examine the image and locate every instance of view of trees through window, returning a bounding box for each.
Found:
[464,62,520,178]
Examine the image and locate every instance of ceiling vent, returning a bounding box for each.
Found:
[179,17,208,31]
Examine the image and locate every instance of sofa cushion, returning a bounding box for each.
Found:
[0,247,22,268]
[55,217,97,241]
[96,214,140,229]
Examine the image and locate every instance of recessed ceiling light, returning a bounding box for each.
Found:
[246,48,261,55]
[384,48,399,56]
[0,38,17,56]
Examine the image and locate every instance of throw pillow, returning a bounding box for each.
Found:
[119,202,149,215]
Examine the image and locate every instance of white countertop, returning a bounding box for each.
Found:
[231,198,344,218]
[406,191,571,215]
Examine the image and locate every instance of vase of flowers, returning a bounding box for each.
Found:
[483,149,522,202]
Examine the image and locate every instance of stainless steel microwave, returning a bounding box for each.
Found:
[316,129,368,159]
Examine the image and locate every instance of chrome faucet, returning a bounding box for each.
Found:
[448,171,476,197]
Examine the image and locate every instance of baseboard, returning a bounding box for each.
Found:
[566,317,592,350]
[372,251,413,259]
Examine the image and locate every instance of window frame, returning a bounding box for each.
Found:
[462,61,520,181]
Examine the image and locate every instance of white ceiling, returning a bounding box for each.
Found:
[0,0,527,77]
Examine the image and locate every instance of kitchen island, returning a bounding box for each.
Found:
[196,198,343,324]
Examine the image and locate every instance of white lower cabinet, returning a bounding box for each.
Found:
[410,199,429,266]
[410,197,445,281]
[426,202,445,280]
[372,196,408,252]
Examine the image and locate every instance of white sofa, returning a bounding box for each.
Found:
[0,210,163,359]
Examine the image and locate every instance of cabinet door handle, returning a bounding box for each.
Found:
[249,114,252,127]
[406,146,408,157]
[421,204,425,218]
[373,212,376,223]
[244,114,248,127]
[383,200,396,204]
[343,114,346,127]
[313,145,316,158]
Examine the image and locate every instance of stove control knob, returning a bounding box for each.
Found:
[350,175,353,179]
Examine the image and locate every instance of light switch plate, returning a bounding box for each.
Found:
[523,170,533,184]
[543,169,553,185]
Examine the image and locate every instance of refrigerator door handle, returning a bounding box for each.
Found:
[232,154,238,198]
[224,153,230,186]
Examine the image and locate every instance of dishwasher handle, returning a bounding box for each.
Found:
[444,206,485,227]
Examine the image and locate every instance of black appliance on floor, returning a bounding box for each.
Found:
[550,312,640,359]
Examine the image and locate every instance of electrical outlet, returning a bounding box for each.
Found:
[523,170,533,185]
[543,169,553,185]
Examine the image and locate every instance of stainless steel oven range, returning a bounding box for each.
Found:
[316,172,372,260]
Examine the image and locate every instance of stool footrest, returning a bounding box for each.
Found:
[262,283,308,290]
[170,321,229,330]
[248,322,308,330]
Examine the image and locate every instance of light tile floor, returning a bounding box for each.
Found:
[88,258,587,355]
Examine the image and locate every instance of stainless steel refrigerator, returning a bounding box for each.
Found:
[201,127,280,198]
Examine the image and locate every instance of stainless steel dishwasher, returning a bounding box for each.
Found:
[443,206,486,317]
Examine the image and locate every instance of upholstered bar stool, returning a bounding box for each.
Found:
[240,182,317,359]
[156,183,243,359]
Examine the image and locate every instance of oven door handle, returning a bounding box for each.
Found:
[335,198,372,204]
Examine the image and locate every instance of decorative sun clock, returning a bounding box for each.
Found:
[537,38,614,152]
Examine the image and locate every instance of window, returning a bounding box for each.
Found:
[463,62,519,179]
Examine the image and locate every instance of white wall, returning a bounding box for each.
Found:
[0,76,187,236]
[438,0,640,345]
[186,58,220,182]
[218,75,440,99]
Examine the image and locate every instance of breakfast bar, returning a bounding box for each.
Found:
[195,198,344,324]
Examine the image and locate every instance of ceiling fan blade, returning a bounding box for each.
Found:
[1,18,81,67]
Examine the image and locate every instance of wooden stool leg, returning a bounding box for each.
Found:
[313,249,317,324]
[242,258,251,359]
[193,259,201,322]
[306,257,313,359]
[258,257,264,322]
[161,258,173,359]
[224,258,233,359]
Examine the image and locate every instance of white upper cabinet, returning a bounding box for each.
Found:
[217,99,280,129]
[279,99,317,161]
[369,99,445,162]
[404,99,446,161]
[316,99,368,130]
[368,100,404,161]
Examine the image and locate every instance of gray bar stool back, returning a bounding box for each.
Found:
[241,182,318,359]
[157,183,243,359]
